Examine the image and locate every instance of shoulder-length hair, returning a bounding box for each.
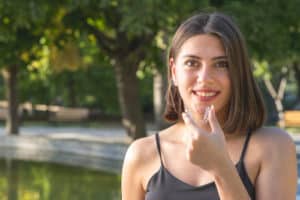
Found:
[164,12,266,133]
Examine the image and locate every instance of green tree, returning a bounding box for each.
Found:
[0,0,56,134]
[220,0,300,126]
[59,0,210,139]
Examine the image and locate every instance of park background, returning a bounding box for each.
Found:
[0,0,300,199]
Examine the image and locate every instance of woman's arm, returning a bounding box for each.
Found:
[121,140,146,200]
[254,128,297,200]
[212,158,251,199]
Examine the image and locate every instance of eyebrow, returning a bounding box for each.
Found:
[183,55,228,60]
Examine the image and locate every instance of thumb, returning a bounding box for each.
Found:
[208,105,222,134]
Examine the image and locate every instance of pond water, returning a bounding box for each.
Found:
[0,159,121,200]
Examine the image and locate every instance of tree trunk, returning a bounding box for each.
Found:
[114,61,146,139]
[263,76,287,128]
[293,62,300,102]
[274,98,285,128]
[2,65,19,135]
[153,68,167,130]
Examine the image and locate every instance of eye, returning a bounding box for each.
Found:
[215,60,229,69]
[184,59,199,68]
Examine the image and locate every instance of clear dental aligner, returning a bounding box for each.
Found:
[184,105,212,123]
[203,105,211,123]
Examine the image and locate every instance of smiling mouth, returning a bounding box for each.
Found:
[192,90,220,101]
[194,91,218,97]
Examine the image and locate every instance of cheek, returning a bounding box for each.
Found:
[175,72,193,100]
[176,72,195,96]
[174,67,188,84]
[214,71,231,93]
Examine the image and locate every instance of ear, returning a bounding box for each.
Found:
[169,57,178,86]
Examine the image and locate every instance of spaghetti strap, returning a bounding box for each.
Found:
[155,133,164,166]
[239,129,252,162]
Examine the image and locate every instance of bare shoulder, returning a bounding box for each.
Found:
[123,134,158,170]
[252,126,294,145]
[122,135,160,198]
[251,127,296,160]
[251,128,298,198]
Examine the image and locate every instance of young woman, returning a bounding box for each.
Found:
[121,12,297,200]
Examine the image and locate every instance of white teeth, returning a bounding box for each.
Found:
[196,92,217,97]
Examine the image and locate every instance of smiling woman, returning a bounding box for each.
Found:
[121,12,297,200]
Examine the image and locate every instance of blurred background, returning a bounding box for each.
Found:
[0,0,299,199]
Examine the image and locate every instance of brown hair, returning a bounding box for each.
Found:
[164,12,266,133]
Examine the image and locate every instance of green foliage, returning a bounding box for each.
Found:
[1,0,299,119]
[222,0,300,69]
[19,64,119,113]
[253,60,271,79]
[0,75,4,99]
[0,0,59,67]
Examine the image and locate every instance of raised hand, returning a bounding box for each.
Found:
[182,105,231,174]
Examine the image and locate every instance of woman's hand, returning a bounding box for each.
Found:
[182,105,231,175]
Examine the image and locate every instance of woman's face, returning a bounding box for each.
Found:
[170,34,231,123]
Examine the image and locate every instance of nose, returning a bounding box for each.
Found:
[196,65,212,83]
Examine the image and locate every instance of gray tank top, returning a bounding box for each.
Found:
[145,131,255,200]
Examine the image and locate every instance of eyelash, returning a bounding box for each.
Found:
[215,61,229,68]
[184,60,199,68]
[184,60,229,69]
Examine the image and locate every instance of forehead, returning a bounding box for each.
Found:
[178,34,226,59]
